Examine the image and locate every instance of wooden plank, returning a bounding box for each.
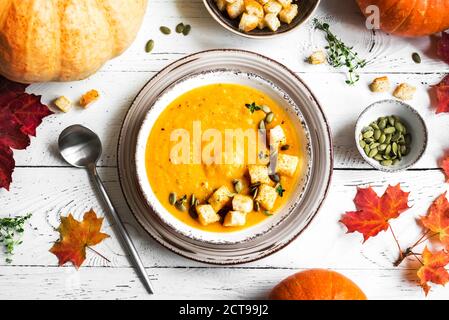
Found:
[22,72,448,168]
[0,266,445,300]
[1,167,447,272]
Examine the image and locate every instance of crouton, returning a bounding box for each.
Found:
[54,96,72,113]
[393,83,416,100]
[225,0,236,3]
[264,13,281,31]
[308,50,326,65]
[263,1,282,15]
[279,4,298,24]
[277,0,291,8]
[270,125,287,147]
[215,0,227,11]
[255,184,277,210]
[257,17,266,29]
[248,165,272,185]
[257,0,269,4]
[276,153,299,176]
[223,211,247,227]
[232,194,254,213]
[208,186,232,212]
[239,13,259,32]
[369,76,390,93]
[227,0,245,19]
[79,89,100,108]
[196,205,221,226]
[244,0,264,17]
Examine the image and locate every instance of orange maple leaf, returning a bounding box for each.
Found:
[417,247,449,296]
[421,193,449,249]
[49,209,109,268]
[440,156,449,182]
[340,184,410,242]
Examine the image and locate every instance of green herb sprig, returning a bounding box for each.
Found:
[0,214,31,263]
[245,102,262,113]
[313,19,367,85]
[275,184,285,197]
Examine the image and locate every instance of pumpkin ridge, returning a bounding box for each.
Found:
[388,0,418,33]
[94,0,118,59]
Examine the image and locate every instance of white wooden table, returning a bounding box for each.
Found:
[2,0,449,300]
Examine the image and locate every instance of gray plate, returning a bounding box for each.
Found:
[117,49,333,264]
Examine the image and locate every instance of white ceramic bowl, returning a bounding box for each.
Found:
[136,70,312,244]
[355,100,428,172]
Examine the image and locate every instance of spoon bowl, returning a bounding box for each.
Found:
[58,125,102,168]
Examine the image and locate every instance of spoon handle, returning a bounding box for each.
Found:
[88,165,154,294]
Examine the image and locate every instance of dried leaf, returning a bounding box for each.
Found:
[0,76,52,190]
[340,185,410,242]
[50,209,109,268]
[417,247,449,296]
[440,154,449,182]
[421,193,449,249]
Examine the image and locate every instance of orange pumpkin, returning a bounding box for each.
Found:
[0,0,147,83]
[269,269,367,300]
[356,0,449,37]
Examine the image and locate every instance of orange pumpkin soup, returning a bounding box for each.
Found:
[145,83,307,232]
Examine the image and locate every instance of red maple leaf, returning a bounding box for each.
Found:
[0,76,52,190]
[440,154,449,182]
[434,75,449,114]
[0,144,14,190]
[417,247,449,296]
[421,193,449,249]
[437,32,449,65]
[340,185,410,242]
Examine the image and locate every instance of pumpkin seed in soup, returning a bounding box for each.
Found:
[169,192,177,205]
[360,115,411,167]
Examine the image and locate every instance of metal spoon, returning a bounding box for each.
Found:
[58,124,154,294]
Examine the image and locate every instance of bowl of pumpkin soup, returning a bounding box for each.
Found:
[136,69,312,244]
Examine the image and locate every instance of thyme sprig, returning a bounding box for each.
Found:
[0,213,31,263]
[313,19,367,85]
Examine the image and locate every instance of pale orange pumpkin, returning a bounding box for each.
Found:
[0,0,147,83]
[357,0,449,37]
[269,269,367,300]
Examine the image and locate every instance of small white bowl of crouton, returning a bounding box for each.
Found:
[203,0,320,38]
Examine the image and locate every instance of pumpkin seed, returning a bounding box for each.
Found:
[378,118,387,129]
[385,144,392,155]
[385,134,392,144]
[374,154,384,161]
[391,132,401,142]
[169,192,177,205]
[265,112,275,124]
[384,127,396,134]
[233,180,243,193]
[263,210,272,216]
[370,142,380,150]
[182,24,191,36]
[254,201,260,212]
[374,129,381,140]
[359,140,366,148]
[364,145,370,155]
[412,52,422,64]
[269,174,280,183]
[383,154,391,160]
[392,142,398,155]
[388,116,395,127]
[378,134,386,144]
[395,122,404,133]
[160,26,171,34]
[259,120,266,130]
[368,148,378,158]
[145,39,155,53]
[175,202,187,212]
[370,122,379,130]
[363,130,374,139]
[393,159,401,165]
[261,105,271,113]
[364,137,374,144]
[381,160,393,166]
[362,127,373,133]
[281,144,290,151]
[378,144,387,151]
[252,187,259,199]
[176,23,185,33]
[190,194,197,207]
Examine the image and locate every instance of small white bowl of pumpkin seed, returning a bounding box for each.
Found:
[355,100,428,172]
